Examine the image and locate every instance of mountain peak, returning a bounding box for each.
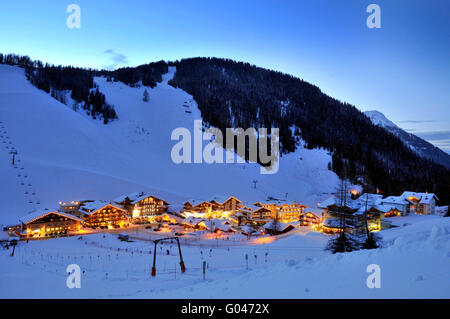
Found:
[364,110,398,129]
[364,110,450,169]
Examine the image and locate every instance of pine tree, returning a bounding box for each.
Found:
[361,193,382,249]
[143,89,149,102]
[362,233,382,249]
[271,208,280,234]
[325,231,360,254]
[325,177,360,253]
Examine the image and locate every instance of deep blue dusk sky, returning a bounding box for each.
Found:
[1,0,449,152]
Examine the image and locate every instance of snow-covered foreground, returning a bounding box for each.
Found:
[0,216,448,298]
[0,64,339,226]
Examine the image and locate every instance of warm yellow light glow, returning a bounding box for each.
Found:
[251,237,275,244]
[158,226,171,233]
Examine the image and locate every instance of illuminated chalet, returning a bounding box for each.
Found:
[19,209,83,238]
[114,192,169,222]
[80,201,130,229]
[182,195,242,219]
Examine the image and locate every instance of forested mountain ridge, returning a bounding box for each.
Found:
[98,61,168,88]
[0,53,118,124]
[0,54,168,124]
[364,110,450,169]
[168,58,450,204]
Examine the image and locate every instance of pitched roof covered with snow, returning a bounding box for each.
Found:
[374,204,400,213]
[183,198,211,207]
[319,193,402,216]
[209,195,241,204]
[381,196,413,205]
[80,201,129,216]
[318,197,337,208]
[354,194,383,205]
[200,219,234,231]
[19,209,83,224]
[113,192,168,205]
[323,218,355,229]
[400,191,438,204]
[253,200,283,206]
[79,200,108,212]
[209,195,233,204]
[241,225,257,234]
[182,217,204,226]
[245,205,272,212]
[263,220,299,232]
[184,195,241,207]
[305,207,323,216]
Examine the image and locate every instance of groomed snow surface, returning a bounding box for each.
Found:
[0,215,449,298]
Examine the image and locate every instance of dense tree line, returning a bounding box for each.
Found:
[0,53,117,124]
[0,53,34,67]
[168,58,450,204]
[99,61,168,88]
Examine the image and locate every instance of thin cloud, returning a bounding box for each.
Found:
[415,130,450,141]
[414,130,450,154]
[398,119,437,124]
[102,49,129,70]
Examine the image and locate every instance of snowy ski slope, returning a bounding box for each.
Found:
[0,64,339,225]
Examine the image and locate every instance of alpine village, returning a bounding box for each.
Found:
[2,189,443,245]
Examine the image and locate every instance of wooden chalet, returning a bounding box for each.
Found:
[182,199,214,218]
[182,195,243,219]
[114,192,169,222]
[182,217,207,230]
[241,205,274,225]
[19,209,83,238]
[300,211,321,226]
[199,219,235,233]
[253,202,278,215]
[58,200,82,216]
[318,195,385,233]
[80,201,130,229]
[277,203,307,222]
[263,220,298,235]
[400,191,438,215]
[217,196,242,214]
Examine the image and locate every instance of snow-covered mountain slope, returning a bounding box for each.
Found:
[364,110,399,129]
[364,110,450,168]
[0,65,340,225]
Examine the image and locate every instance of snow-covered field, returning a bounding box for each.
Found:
[0,215,449,298]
